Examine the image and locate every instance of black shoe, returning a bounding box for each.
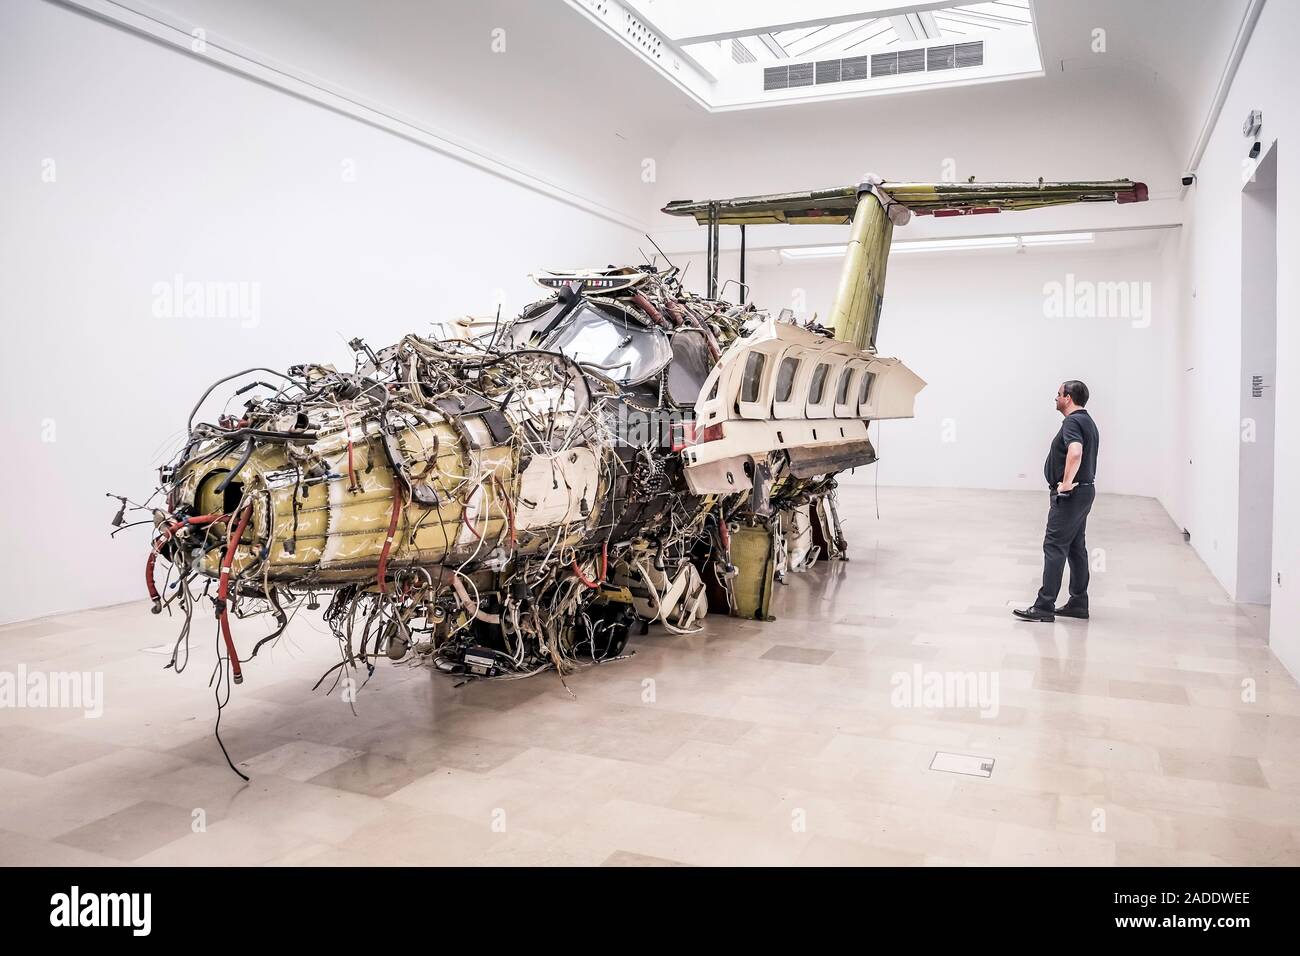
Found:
[1054,605,1089,619]
[1012,606,1055,623]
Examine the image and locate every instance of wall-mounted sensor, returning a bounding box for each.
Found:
[1249,141,1261,159]
[1181,173,1196,186]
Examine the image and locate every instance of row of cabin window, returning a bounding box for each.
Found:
[739,352,875,410]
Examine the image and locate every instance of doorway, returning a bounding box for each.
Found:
[1236,143,1277,606]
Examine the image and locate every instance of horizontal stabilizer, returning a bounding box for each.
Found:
[662,179,1147,225]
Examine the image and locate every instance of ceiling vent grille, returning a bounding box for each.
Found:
[767,40,983,90]
[897,48,926,73]
[763,65,788,90]
[815,59,841,84]
[955,41,984,68]
[788,62,815,87]
[731,39,756,64]
[927,45,957,71]
[841,55,871,81]
[624,11,662,60]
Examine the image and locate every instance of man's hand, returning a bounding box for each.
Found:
[1056,480,1076,494]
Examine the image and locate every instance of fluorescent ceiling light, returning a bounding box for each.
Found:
[891,235,1019,254]
[778,232,1096,259]
[779,244,851,260]
[1018,232,1096,246]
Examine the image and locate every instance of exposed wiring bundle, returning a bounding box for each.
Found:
[115,263,858,775]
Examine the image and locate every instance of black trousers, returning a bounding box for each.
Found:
[1034,484,1095,611]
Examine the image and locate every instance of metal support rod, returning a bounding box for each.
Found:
[707,201,720,299]
[739,224,746,303]
[707,206,717,297]
[707,219,717,297]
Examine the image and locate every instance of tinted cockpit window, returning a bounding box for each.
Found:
[667,329,713,405]
[544,303,670,384]
[859,370,877,406]
[740,352,767,404]
[836,368,853,405]
[775,357,799,403]
[809,363,830,405]
[507,299,565,348]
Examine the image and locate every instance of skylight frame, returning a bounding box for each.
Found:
[566,0,1043,112]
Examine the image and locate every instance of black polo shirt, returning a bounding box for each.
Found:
[1044,409,1098,487]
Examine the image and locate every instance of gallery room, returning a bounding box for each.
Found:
[1,0,1297,893]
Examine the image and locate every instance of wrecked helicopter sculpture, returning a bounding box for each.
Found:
[127,175,1148,708]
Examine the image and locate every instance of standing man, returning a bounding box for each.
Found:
[1014,381,1099,622]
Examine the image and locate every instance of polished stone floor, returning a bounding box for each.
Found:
[2,486,1298,866]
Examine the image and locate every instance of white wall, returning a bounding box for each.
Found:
[1166,0,1300,678]
[714,238,1177,497]
[125,0,676,228]
[0,0,643,624]
[643,62,1184,228]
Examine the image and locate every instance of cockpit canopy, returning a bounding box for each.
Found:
[510,298,683,389]
[548,304,670,384]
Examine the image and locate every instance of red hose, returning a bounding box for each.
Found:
[572,541,608,590]
[679,301,722,360]
[145,513,222,611]
[716,514,736,575]
[376,475,404,594]
[345,435,359,492]
[460,501,483,542]
[632,290,672,331]
[661,299,686,328]
[216,504,253,684]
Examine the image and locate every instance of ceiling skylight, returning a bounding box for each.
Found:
[567,0,1043,111]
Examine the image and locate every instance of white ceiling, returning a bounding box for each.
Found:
[123,0,1250,226]
[1029,0,1249,167]
[627,0,1249,160]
